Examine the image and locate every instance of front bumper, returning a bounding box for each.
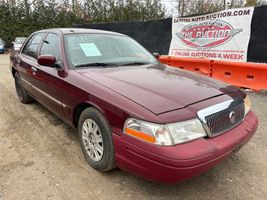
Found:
[113,111,258,184]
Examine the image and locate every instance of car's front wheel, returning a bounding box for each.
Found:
[78,107,116,172]
[14,73,34,104]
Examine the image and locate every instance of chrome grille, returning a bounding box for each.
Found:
[198,98,245,137]
[204,103,244,136]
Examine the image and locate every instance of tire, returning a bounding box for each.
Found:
[78,107,116,172]
[14,73,34,104]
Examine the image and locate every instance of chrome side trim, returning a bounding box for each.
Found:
[197,98,244,137]
[21,77,31,87]
[32,84,62,106]
[21,77,61,106]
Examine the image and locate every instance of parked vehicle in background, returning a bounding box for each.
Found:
[0,38,6,53]
[13,37,27,51]
[9,28,258,184]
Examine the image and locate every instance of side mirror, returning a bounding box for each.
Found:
[37,55,56,67]
[153,52,160,59]
[12,42,15,45]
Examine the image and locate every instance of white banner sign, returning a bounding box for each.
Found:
[169,7,254,62]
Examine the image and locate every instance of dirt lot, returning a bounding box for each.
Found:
[0,54,266,200]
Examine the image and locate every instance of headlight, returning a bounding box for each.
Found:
[244,95,251,115]
[123,118,207,146]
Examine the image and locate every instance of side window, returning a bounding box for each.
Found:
[22,33,45,58]
[40,33,60,61]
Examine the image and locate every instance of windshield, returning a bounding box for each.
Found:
[15,37,27,44]
[64,33,158,68]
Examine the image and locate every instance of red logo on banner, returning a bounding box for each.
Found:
[176,20,243,48]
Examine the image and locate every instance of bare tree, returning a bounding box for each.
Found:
[177,0,192,17]
[176,0,262,17]
[245,0,262,6]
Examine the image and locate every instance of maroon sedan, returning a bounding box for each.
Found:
[10,28,258,184]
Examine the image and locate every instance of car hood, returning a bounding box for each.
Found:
[76,64,238,115]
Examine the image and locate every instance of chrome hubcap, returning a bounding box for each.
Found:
[82,119,103,162]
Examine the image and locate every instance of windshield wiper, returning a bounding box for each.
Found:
[75,62,118,68]
[120,62,151,66]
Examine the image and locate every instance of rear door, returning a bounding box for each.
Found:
[18,32,46,96]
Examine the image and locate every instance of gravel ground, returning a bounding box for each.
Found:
[0,54,266,200]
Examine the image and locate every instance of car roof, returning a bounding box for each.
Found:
[35,28,126,36]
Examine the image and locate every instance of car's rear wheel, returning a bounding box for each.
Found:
[78,107,116,172]
[14,73,34,104]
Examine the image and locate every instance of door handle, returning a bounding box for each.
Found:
[31,67,37,72]
[31,66,38,75]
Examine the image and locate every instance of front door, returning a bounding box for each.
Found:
[30,32,65,117]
